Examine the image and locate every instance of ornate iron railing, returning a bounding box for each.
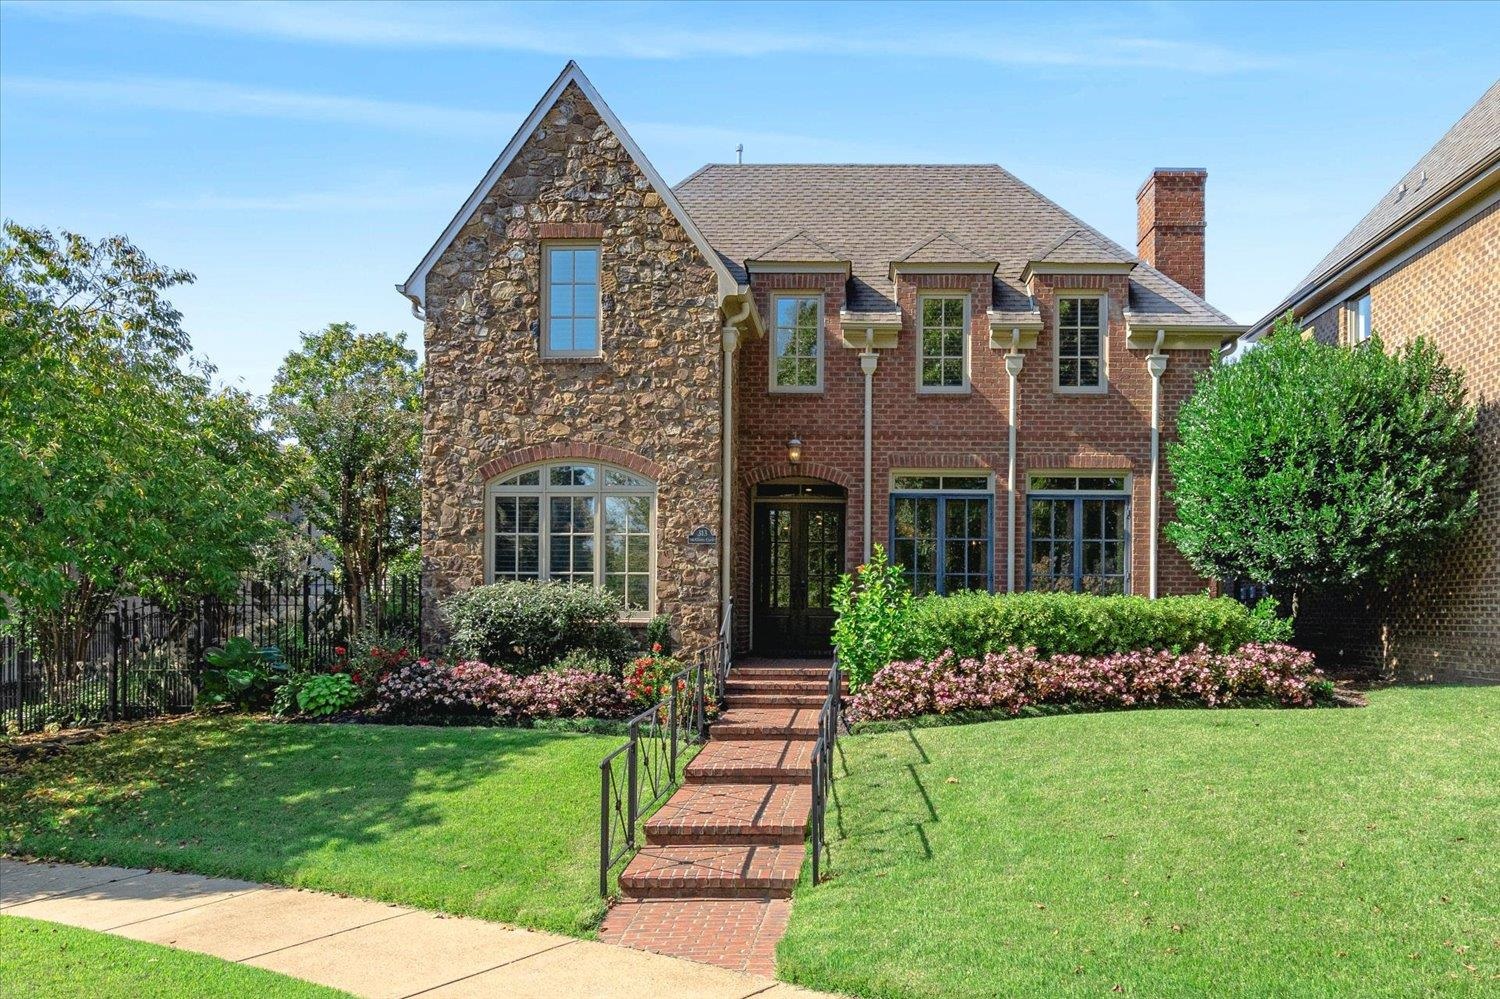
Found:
[598,602,733,896]
[809,656,842,884]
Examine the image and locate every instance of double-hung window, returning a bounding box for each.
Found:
[1345,292,1372,345]
[1055,295,1106,391]
[543,243,601,356]
[918,295,969,391]
[771,294,823,390]
[1026,474,1129,594]
[890,473,992,596]
[488,462,655,617]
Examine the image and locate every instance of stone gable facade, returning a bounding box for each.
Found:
[420,82,725,650]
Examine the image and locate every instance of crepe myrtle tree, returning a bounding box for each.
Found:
[1167,312,1476,614]
[270,323,421,638]
[0,223,289,676]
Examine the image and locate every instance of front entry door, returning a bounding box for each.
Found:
[753,502,845,656]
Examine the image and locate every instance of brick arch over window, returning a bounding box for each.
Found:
[477,443,663,483]
[738,461,856,493]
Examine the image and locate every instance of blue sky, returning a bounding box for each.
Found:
[3,1,1497,394]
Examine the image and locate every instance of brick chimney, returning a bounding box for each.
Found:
[1136,168,1206,297]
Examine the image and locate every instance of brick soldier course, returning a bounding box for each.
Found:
[599,659,835,975]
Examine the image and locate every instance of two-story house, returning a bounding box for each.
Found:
[400,63,1244,656]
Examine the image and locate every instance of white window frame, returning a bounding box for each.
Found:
[768,292,825,393]
[484,461,657,621]
[1053,292,1109,394]
[916,292,971,394]
[1345,292,1372,346]
[541,240,603,358]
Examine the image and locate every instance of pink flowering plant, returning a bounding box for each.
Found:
[846,642,1332,723]
[374,658,631,723]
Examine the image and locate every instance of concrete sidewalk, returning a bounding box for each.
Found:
[0,859,832,999]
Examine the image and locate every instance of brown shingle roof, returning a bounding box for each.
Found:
[674,164,1234,328]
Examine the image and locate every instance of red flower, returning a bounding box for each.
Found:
[351,671,363,685]
[334,646,347,656]
[651,642,663,654]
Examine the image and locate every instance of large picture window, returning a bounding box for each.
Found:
[771,294,823,390]
[918,295,969,390]
[543,243,601,356]
[487,462,655,616]
[1056,295,1105,391]
[890,473,992,596]
[1026,474,1129,593]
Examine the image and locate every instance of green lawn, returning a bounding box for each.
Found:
[0,916,350,998]
[0,718,619,936]
[780,686,1499,998]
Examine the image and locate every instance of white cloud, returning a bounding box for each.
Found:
[10,0,1287,73]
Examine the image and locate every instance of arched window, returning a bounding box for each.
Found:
[486,462,656,617]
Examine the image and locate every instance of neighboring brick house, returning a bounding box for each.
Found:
[399,63,1243,656]
[1241,81,1499,682]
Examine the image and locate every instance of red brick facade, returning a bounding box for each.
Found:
[1137,169,1208,297]
[1293,201,1499,682]
[731,267,1214,652]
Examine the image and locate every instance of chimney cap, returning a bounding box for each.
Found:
[1137,168,1207,199]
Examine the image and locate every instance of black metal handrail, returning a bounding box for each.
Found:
[598,607,732,896]
[809,656,842,884]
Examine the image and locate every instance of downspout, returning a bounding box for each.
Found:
[860,328,878,562]
[1004,329,1024,593]
[720,297,752,626]
[1146,330,1169,599]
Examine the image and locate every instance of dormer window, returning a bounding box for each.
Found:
[543,243,601,357]
[770,293,823,391]
[1055,294,1106,392]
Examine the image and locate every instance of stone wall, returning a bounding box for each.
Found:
[421,83,725,653]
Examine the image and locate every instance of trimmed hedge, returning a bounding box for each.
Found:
[895,592,1274,663]
[441,581,633,674]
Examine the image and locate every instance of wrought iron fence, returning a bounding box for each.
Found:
[1,574,420,734]
[599,602,731,896]
[809,656,843,884]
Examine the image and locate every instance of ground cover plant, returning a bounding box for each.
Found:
[0,916,350,998]
[779,685,1498,998]
[0,718,618,936]
[848,642,1330,722]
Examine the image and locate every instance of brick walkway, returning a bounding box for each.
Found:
[598,659,833,976]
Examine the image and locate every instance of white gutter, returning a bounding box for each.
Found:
[859,327,878,562]
[1146,330,1168,599]
[1004,329,1024,593]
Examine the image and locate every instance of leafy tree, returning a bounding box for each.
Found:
[269,323,421,637]
[0,223,288,674]
[1167,312,1476,609]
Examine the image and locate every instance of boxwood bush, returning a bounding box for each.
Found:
[896,591,1271,662]
[441,581,633,674]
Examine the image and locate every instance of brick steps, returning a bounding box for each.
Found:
[685,738,815,784]
[644,782,811,845]
[618,843,805,898]
[608,658,833,969]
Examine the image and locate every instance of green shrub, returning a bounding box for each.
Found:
[442,581,633,675]
[295,673,361,717]
[553,648,616,675]
[197,638,286,710]
[644,615,674,655]
[831,546,913,690]
[898,592,1264,662]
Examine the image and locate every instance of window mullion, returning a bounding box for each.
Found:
[1072,497,1084,592]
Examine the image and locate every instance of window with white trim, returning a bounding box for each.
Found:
[771,294,823,390]
[1344,292,1372,345]
[1026,474,1129,594]
[487,462,655,616]
[918,295,968,390]
[1056,295,1105,390]
[890,473,992,596]
[543,243,601,356]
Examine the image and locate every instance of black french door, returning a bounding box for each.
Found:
[752,502,845,656]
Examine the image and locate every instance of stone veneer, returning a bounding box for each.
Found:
[420,83,724,652]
